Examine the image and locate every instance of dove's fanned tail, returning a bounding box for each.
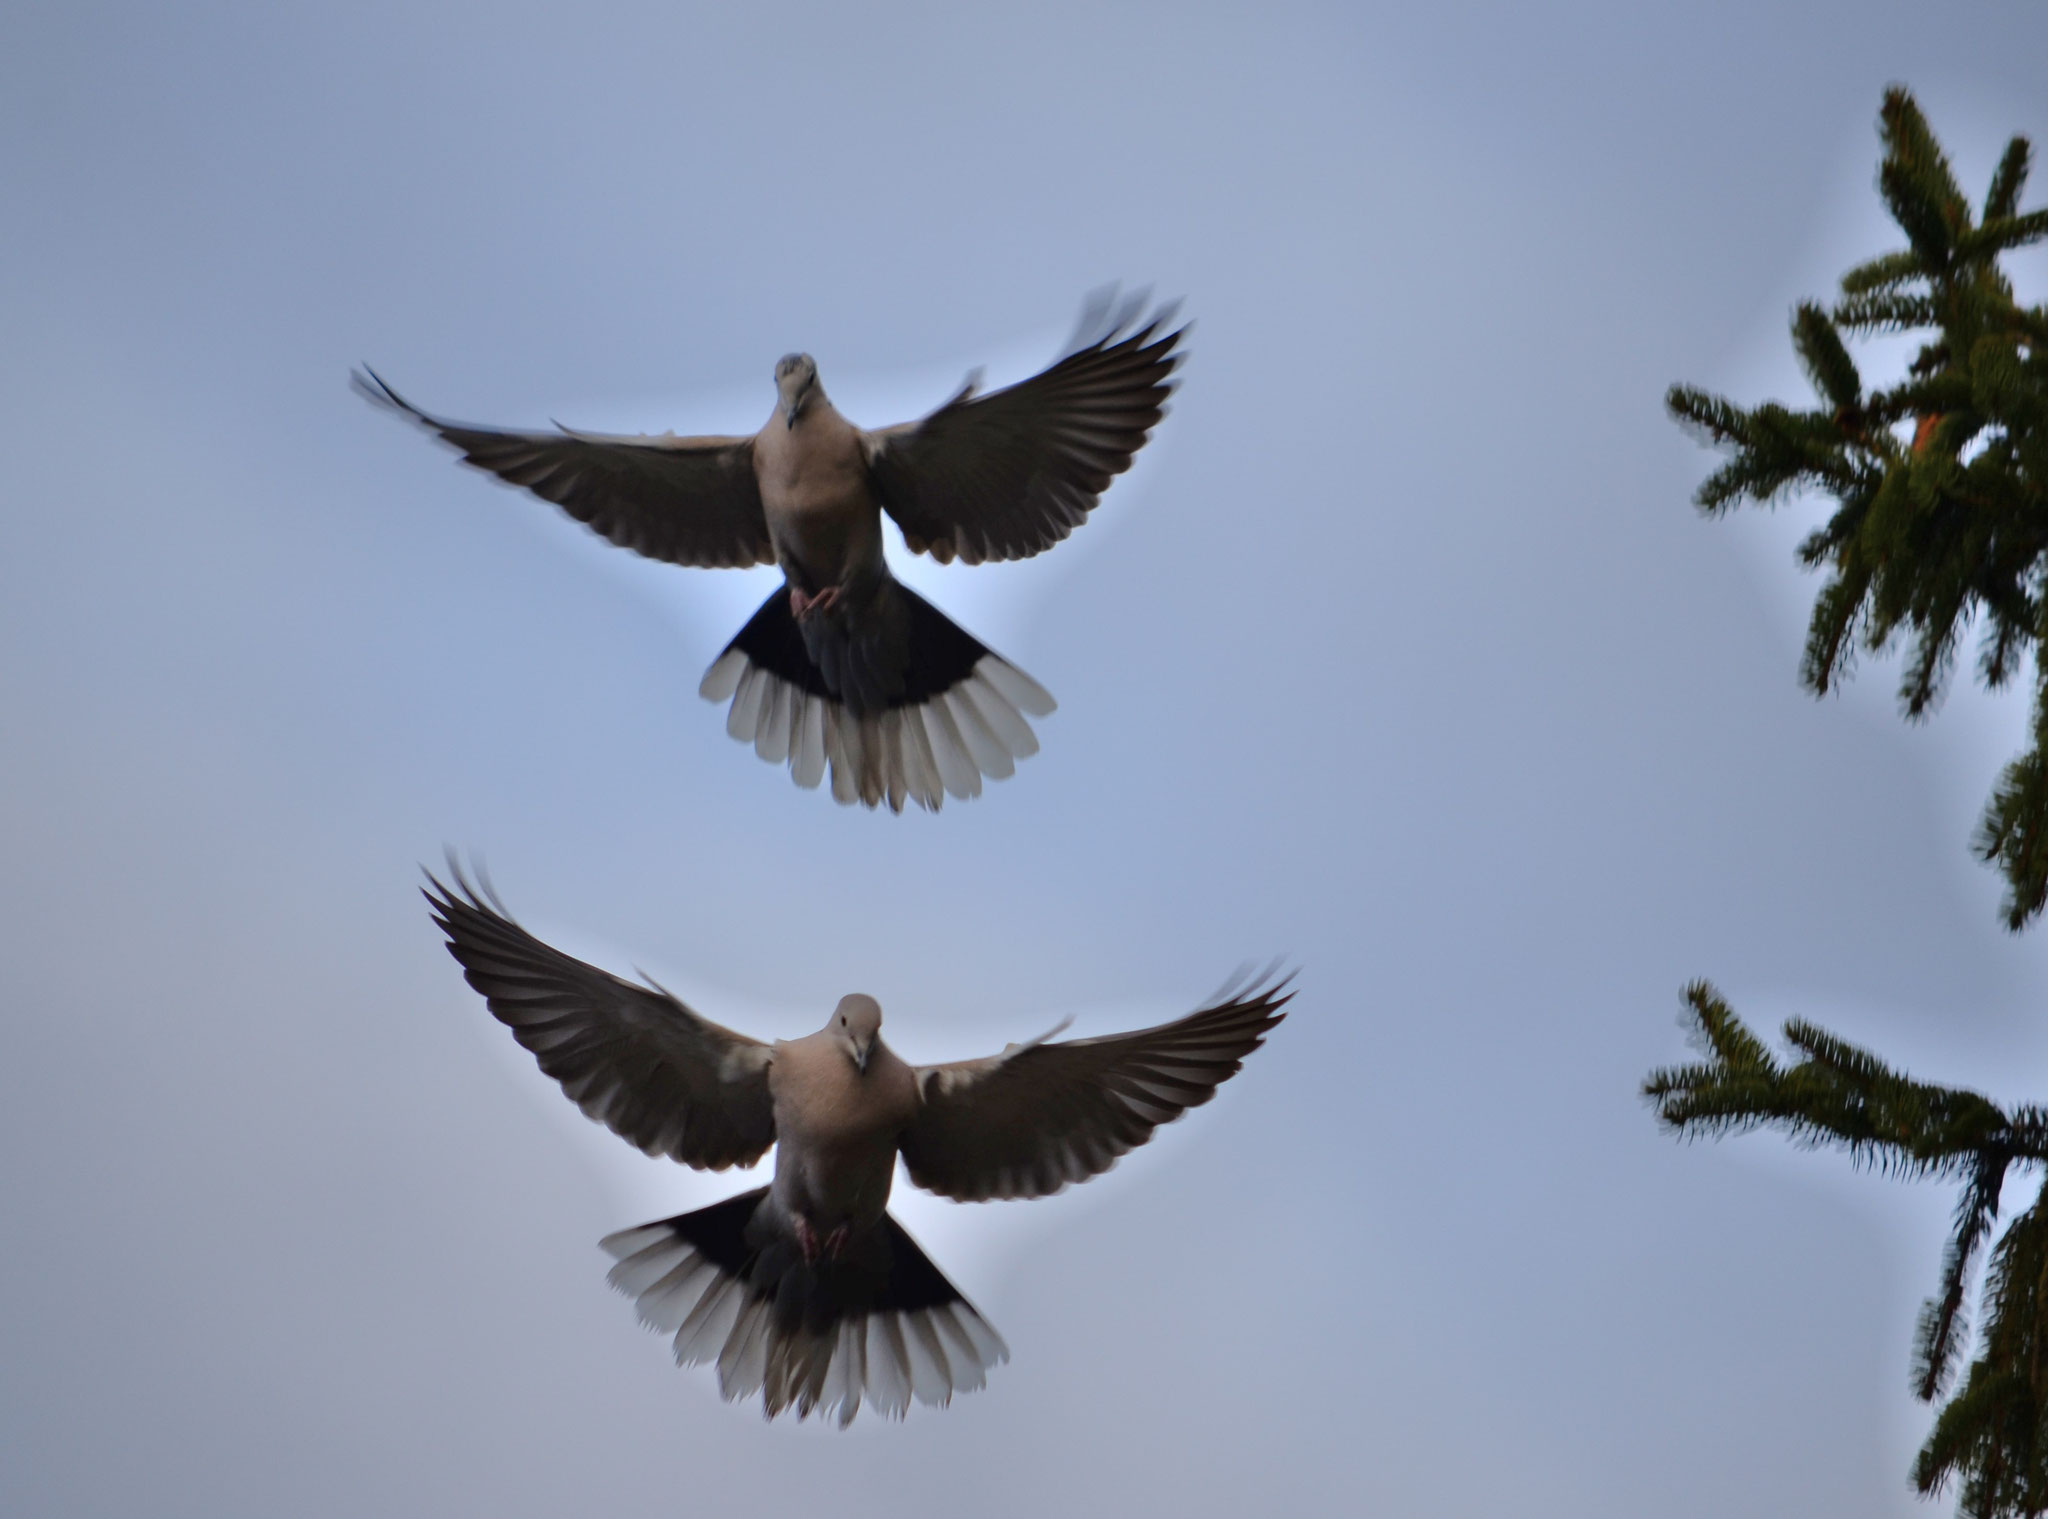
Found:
[698,585,1054,813]
[600,1190,1008,1426]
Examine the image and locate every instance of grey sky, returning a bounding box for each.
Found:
[5,2,2048,1514]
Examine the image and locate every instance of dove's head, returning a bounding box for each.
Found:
[829,993,883,1075]
[775,353,820,428]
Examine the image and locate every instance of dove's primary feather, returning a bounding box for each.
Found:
[352,369,774,571]
[864,293,1185,565]
[425,868,775,1170]
[901,971,1291,1202]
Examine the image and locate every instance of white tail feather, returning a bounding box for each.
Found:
[673,1273,747,1366]
[793,697,827,789]
[698,651,1047,812]
[601,1220,1006,1425]
[899,705,943,809]
[962,674,1039,758]
[753,679,791,763]
[824,709,860,803]
[697,647,747,703]
[725,665,766,742]
[880,709,909,812]
[903,1311,954,1406]
[977,657,1057,717]
[943,689,1014,779]
[920,701,980,799]
[865,1315,913,1418]
[718,1298,773,1401]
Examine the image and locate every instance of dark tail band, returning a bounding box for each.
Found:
[698,586,1055,812]
[600,1190,1008,1424]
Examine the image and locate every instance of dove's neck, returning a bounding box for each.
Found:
[777,378,829,429]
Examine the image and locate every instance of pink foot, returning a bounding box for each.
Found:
[789,584,842,620]
[793,1218,848,1264]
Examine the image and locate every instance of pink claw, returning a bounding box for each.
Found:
[789,584,842,620]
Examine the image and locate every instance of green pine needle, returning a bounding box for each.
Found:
[1985,138,2033,222]
[1793,302,1863,408]
[1646,979,2048,1512]
[1669,87,2048,927]
[1655,84,2048,1515]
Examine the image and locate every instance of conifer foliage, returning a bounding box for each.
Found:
[1653,91,2048,1516]
[1669,87,2048,928]
[1647,984,2048,1515]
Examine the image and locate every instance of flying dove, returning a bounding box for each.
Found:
[424,869,1288,1424]
[358,291,1185,811]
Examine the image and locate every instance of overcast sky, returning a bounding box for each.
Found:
[6,3,2048,1515]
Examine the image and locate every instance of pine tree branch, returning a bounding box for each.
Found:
[1800,563,1872,693]
[1974,663,2048,930]
[1793,302,1862,408]
[1644,984,2013,1174]
[1917,1151,2012,1402]
[1840,247,1927,297]
[1658,91,2048,1515]
[1879,86,1972,268]
[1915,1192,2048,1515]
[1963,207,2048,260]
[1671,87,2048,927]
[1835,289,1939,332]
[1984,137,2033,223]
[1650,980,2048,1513]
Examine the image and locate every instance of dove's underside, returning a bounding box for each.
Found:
[425,868,1288,1422]
[359,292,1185,809]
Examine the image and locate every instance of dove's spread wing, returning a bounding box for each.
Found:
[357,368,774,570]
[863,295,1185,566]
[899,972,1289,1202]
[426,872,776,1170]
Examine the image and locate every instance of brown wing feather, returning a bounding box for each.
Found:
[356,368,773,570]
[900,971,1290,1203]
[425,869,776,1171]
[864,299,1186,566]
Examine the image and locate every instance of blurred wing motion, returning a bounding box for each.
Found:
[864,291,1186,565]
[354,367,774,570]
[425,869,776,1170]
[900,969,1291,1202]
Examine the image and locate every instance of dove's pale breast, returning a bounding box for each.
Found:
[751,402,883,587]
[767,1036,918,1226]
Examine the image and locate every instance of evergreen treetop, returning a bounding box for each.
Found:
[1651,89,2048,1517]
[1668,86,2048,927]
